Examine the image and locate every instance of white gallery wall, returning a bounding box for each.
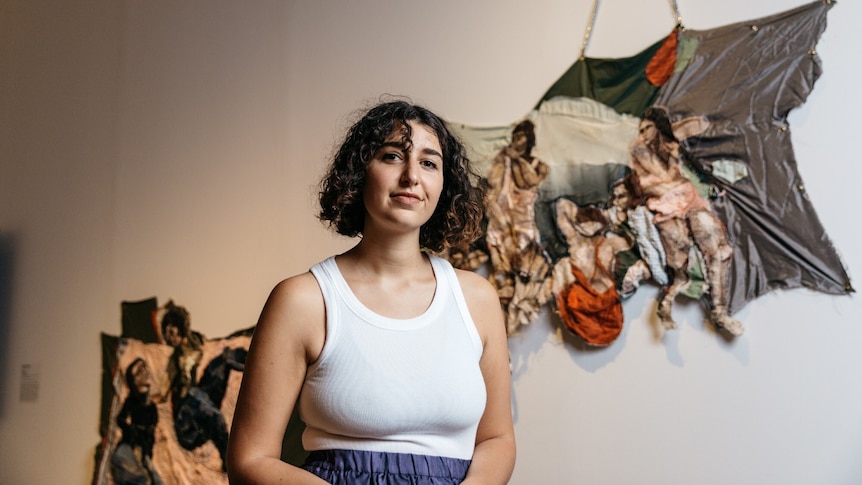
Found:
[1,1,860,483]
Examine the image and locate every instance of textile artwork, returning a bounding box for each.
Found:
[446,1,851,344]
[93,298,308,485]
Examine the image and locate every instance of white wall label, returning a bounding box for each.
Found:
[20,363,40,402]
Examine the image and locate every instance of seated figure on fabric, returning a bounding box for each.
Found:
[156,301,247,472]
[111,357,164,485]
[484,119,552,334]
[629,106,743,336]
[605,174,660,299]
[552,200,632,346]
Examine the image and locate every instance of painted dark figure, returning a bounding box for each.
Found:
[159,301,247,472]
[111,358,164,485]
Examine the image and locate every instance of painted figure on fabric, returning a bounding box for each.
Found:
[552,200,631,346]
[157,301,247,472]
[111,358,164,485]
[605,175,660,299]
[484,119,552,334]
[629,107,743,336]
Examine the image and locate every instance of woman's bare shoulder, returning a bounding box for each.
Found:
[255,271,325,355]
[270,271,322,304]
[261,271,320,316]
[453,268,497,301]
[453,268,504,337]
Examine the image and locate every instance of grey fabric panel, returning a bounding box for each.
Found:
[655,0,851,313]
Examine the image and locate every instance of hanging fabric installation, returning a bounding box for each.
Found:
[446,0,852,344]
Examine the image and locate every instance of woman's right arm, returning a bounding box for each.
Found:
[226,272,329,484]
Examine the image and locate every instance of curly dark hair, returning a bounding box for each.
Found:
[318,99,484,252]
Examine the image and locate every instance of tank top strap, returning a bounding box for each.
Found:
[308,257,342,370]
[428,255,483,357]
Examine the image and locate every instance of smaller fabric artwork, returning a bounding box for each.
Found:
[95,298,309,484]
[93,303,252,485]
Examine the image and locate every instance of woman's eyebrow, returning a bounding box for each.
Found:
[379,141,406,150]
[418,147,443,159]
[379,141,441,159]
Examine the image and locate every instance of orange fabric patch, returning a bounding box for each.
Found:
[645,29,678,87]
[556,267,623,346]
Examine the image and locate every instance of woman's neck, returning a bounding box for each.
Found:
[342,235,426,275]
[337,238,437,319]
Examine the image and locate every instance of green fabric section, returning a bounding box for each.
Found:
[537,35,668,117]
[681,250,707,300]
[675,36,699,73]
[613,248,641,298]
[680,164,710,198]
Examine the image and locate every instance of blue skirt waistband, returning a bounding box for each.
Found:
[301,449,471,484]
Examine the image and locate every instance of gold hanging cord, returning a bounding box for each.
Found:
[579,0,685,60]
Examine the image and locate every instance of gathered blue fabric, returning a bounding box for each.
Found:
[301,449,471,484]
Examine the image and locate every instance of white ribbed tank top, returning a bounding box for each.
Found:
[299,254,486,460]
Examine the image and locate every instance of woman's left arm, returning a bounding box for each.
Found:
[457,270,516,485]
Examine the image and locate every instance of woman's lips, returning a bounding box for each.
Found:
[391,192,421,204]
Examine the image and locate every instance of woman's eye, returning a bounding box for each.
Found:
[382,152,402,162]
[421,160,439,169]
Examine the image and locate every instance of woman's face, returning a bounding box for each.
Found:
[362,121,444,235]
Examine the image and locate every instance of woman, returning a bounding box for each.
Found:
[227,99,516,484]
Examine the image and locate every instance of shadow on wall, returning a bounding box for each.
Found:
[0,232,16,419]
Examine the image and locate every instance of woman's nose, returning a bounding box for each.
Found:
[401,162,419,185]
